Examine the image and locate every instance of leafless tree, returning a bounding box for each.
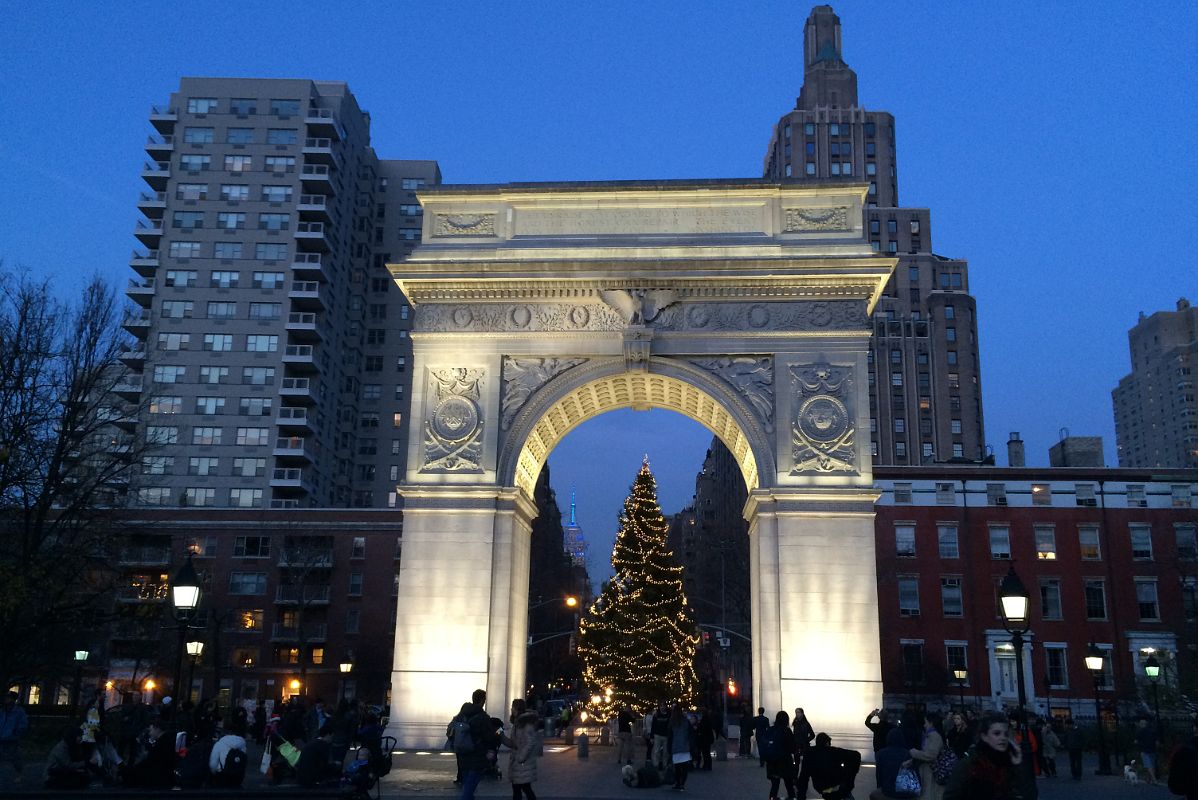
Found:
[0,268,142,691]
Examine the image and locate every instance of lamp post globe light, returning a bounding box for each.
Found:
[184,640,204,703]
[952,667,968,711]
[170,554,203,701]
[998,565,1035,781]
[71,648,89,717]
[1085,642,1113,775]
[1145,653,1162,732]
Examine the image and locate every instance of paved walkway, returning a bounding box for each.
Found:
[382,744,1175,799]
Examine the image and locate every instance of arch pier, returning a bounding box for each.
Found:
[386,180,894,752]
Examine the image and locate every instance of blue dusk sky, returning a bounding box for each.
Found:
[1,2,1194,582]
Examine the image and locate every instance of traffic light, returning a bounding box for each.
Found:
[726,677,737,696]
[702,631,710,646]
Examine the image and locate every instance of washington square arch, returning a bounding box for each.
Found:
[385,179,895,752]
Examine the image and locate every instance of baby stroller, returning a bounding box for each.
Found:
[342,735,395,800]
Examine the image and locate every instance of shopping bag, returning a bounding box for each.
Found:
[259,740,272,774]
[277,740,301,768]
[894,766,921,797]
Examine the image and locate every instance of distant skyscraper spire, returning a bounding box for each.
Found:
[564,488,588,566]
[569,488,577,526]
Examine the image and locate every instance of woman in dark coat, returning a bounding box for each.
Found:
[696,708,715,770]
[766,710,798,800]
[943,711,1028,800]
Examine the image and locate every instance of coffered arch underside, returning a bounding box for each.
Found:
[502,361,770,500]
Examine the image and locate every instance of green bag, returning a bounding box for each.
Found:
[277,740,301,768]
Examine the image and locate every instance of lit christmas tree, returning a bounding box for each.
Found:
[577,458,699,715]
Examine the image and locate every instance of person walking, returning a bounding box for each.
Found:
[1135,716,1159,784]
[763,710,798,800]
[944,711,1029,800]
[1039,718,1060,778]
[453,689,501,800]
[0,691,29,783]
[503,698,541,800]
[1062,717,1084,780]
[907,710,945,800]
[616,705,636,766]
[753,706,770,767]
[792,708,816,798]
[945,712,972,758]
[696,708,715,771]
[667,705,694,790]
[651,703,671,772]
[739,704,754,759]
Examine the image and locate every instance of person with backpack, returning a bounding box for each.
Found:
[453,689,501,800]
[763,710,798,800]
[502,698,541,800]
[208,719,248,788]
[906,710,945,800]
[802,732,862,800]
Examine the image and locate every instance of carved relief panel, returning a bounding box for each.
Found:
[500,357,588,430]
[420,367,486,473]
[789,362,857,474]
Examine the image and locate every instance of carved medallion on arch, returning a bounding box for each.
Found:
[421,367,486,473]
[789,362,857,474]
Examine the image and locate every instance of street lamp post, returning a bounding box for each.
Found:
[526,595,579,695]
[170,554,202,702]
[1145,654,1162,733]
[72,649,89,718]
[952,668,967,711]
[1085,642,1113,775]
[185,640,204,703]
[999,566,1034,784]
[339,660,353,701]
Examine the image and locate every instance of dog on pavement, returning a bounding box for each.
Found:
[1123,761,1140,783]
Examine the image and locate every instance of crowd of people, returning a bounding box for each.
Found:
[0,688,387,791]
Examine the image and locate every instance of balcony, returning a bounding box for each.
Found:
[149,104,177,133]
[289,252,327,280]
[279,377,318,405]
[300,164,332,191]
[273,436,314,461]
[285,311,323,342]
[287,280,327,311]
[134,219,164,247]
[113,375,143,399]
[276,406,313,431]
[121,311,151,336]
[117,583,168,603]
[304,107,345,140]
[271,622,328,642]
[141,161,170,190]
[118,545,171,566]
[126,278,156,307]
[270,467,310,491]
[278,547,334,569]
[130,250,159,277]
[297,194,331,223]
[136,191,167,218]
[282,344,317,372]
[98,406,138,430]
[118,345,147,367]
[294,221,331,252]
[145,134,174,159]
[274,585,331,605]
[302,137,338,166]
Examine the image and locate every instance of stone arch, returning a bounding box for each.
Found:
[499,357,775,501]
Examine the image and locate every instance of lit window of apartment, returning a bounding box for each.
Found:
[1079,525,1102,560]
[1130,524,1153,560]
[1034,525,1056,560]
[149,396,182,414]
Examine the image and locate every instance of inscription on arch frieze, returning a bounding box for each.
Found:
[789,362,857,474]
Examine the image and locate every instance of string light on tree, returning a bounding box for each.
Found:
[577,458,699,716]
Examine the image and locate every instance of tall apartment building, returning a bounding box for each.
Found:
[127,78,439,511]
[1113,297,1198,468]
[763,6,985,466]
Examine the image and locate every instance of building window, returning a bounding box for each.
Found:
[226,127,254,144]
[203,334,233,352]
[345,609,361,635]
[1040,578,1062,620]
[194,396,225,415]
[941,577,963,617]
[351,537,366,559]
[186,97,218,114]
[1178,524,1198,559]
[239,397,272,416]
[1076,483,1098,506]
[901,642,924,685]
[199,366,228,384]
[188,456,218,476]
[265,155,296,173]
[1079,525,1102,560]
[229,488,263,508]
[1034,525,1057,560]
[937,525,959,559]
[224,155,253,172]
[1184,578,1198,621]
[1174,485,1193,508]
[989,526,1011,560]
[898,578,920,617]
[229,572,267,595]
[986,483,1007,506]
[149,395,182,414]
[232,458,266,478]
[168,241,202,259]
[935,483,954,505]
[183,487,215,507]
[1084,579,1107,619]
[183,126,214,144]
[1130,524,1153,560]
[893,483,913,504]
[234,536,271,558]
[1045,646,1068,689]
[258,213,290,231]
[248,303,281,320]
[945,643,967,678]
[145,427,178,445]
[266,128,298,144]
[220,184,249,201]
[236,427,270,446]
[1126,484,1147,507]
[180,154,210,172]
[246,335,278,353]
[895,524,916,558]
[1031,483,1051,505]
[214,242,242,259]
[255,243,288,261]
[348,572,363,596]
[1135,579,1160,620]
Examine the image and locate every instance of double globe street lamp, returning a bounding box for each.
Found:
[1145,653,1162,733]
[170,554,203,702]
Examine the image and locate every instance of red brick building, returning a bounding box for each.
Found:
[874,465,1198,719]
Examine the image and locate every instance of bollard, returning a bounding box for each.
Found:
[577,732,589,758]
[564,726,574,745]
[599,725,611,746]
[715,737,728,761]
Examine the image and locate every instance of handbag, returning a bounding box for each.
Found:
[894,765,921,797]
[932,746,958,784]
[258,740,272,775]
[277,739,301,768]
